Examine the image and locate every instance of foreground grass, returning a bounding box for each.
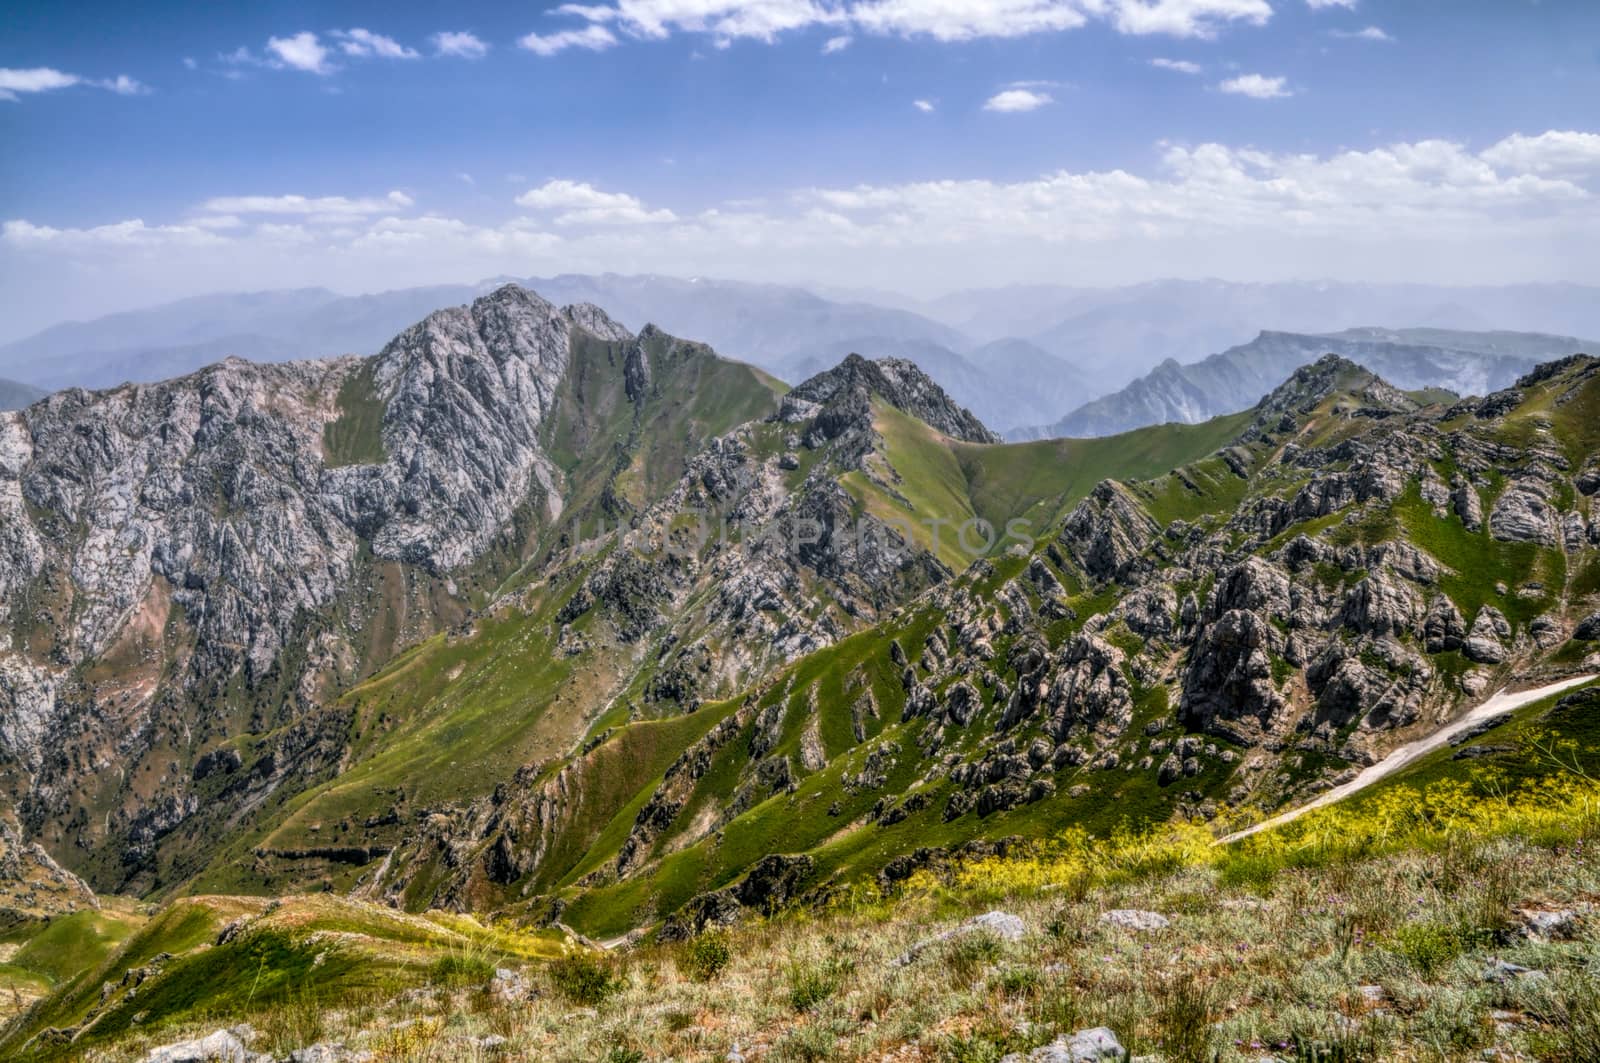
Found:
[27,768,1598,1062]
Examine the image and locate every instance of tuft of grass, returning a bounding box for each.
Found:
[547,949,623,1006]
[428,941,496,988]
[1152,976,1218,1062]
[786,954,853,1012]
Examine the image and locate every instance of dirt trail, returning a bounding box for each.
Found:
[1217,674,1598,845]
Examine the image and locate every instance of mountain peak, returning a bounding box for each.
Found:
[1253,353,1414,420]
[785,352,1000,444]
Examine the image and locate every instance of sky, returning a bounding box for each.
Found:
[2,0,1598,339]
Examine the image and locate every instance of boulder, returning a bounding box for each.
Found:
[1423,596,1467,654]
[1481,958,1545,984]
[1489,485,1560,546]
[894,909,1026,965]
[1100,909,1170,931]
[1180,610,1284,737]
[965,910,1027,941]
[1529,614,1565,649]
[146,1031,249,1063]
[1520,909,1583,940]
[1001,1027,1127,1062]
[1452,482,1484,531]
[1464,607,1511,664]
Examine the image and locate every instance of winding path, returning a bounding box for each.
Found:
[1216,674,1598,845]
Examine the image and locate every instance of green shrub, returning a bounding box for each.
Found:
[1390,921,1472,979]
[939,1033,1010,1062]
[681,930,733,982]
[991,965,1041,999]
[786,955,852,1012]
[548,950,623,1005]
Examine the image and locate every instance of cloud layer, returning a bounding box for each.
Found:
[7,131,1598,327]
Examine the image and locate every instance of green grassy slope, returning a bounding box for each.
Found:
[844,400,1253,567]
[0,894,566,1060]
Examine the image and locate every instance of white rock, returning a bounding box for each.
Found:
[146,1030,247,1063]
[1001,1027,1127,1062]
[1099,909,1170,931]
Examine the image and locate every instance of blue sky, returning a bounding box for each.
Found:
[2,0,1598,337]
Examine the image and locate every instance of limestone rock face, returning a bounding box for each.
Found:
[1341,572,1422,637]
[1181,609,1284,739]
[1060,480,1161,584]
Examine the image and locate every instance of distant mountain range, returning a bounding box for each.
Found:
[916,279,1600,387]
[0,378,46,411]
[7,275,1600,434]
[0,274,965,390]
[1017,327,1600,439]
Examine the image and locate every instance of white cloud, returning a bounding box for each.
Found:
[1332,25,1391,41]
[198,190,415,218]
[538,0,1272,49]
[333,29,420,59]
[266,32,334,74]
[1481,131,1600,177]
[0,67,79,99]
[822,34,852,53]
[1218,73,1291,98]
[0,67,147,101]
[1150,57,1202,73]
[515,179,677,224]
[984,88,1052,112]
[433,31,490,59]
[519,25,619,56]
[851,0,1086,42]
[1108,0,1270,38]
[458,172,477,186]
[1305,0,1356,8]
[913,98,935,112]
[92,75,149,95]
